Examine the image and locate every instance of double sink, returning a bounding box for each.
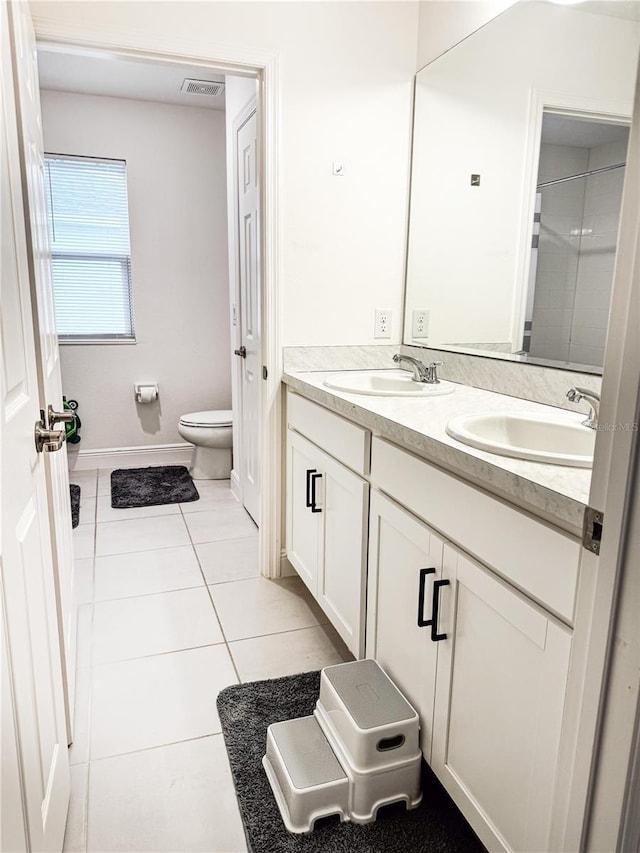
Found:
[322,369,595,469]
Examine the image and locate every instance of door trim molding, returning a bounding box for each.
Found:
[32,16,283,578]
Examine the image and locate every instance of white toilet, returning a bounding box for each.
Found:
[178,410,233,480]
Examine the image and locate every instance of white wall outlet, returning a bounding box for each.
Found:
[374,309,392,339]
[412,309,429,339]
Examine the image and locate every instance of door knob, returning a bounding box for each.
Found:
[35,417,65,453]
[234,346,247,358]
[47,404,74,430]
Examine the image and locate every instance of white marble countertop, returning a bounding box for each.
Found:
[283,369,592,537]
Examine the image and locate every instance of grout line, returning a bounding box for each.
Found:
[91,640,227,668]
[93,582,206,605]
[225,619,332,646]
[89,731,225,765]
[90,534,258,563]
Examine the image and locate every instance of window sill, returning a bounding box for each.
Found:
[58,338,137,346]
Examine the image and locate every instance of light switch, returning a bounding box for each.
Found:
[332,162,345,176]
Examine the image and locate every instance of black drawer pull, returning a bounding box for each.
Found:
[417,567,436,627]
[305,469,317,508]
[431,579,450,642]
[310,472,322,513]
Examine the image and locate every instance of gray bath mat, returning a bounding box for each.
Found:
[217,671,485,853]
[110,465,199,509]
[70,484,80,528]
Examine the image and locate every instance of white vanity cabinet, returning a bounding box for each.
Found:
[366,490,444,762]
[367,436,579,853]
[286,393,370,657]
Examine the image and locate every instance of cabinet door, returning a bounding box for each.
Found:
[366,491,444,761]
[286,429,322,595]
[433,546,572,853]
[316,451,369,657]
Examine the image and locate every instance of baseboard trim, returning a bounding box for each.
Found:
[67,442,193,471]
[280,549,296,578]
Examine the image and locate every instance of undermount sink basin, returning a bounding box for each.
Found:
[446,411,595,468]
[323,370,455,397]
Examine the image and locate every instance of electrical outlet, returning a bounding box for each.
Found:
[412,309,429,339]
[374,310,392,339]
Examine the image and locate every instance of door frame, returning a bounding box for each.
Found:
[229,95,259,515]
[32,16,283,579]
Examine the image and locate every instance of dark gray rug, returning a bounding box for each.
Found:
[70,484,80,528]
[217,671,486,853]
[110,465,199,509]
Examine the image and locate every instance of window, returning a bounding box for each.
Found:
[44,154,135,342]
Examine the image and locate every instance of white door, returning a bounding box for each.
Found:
[8,0,76,738]
[366,491,444,761]
[235,104,261,524]
[317,451,368,658]
[433,545,572,853]
[1,3,70,847]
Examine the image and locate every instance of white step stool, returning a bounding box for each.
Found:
[263,716,349,833]
[263,659,423,833]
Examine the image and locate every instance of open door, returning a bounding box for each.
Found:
[1,3,70,847]
[233,99,261,525]
[8,0,76,739]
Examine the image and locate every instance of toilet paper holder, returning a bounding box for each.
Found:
[134,383,159,404]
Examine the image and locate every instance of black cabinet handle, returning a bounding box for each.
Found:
[305,469,316,508]
[430,579,450,642]
[310,472,322,513]
[417,567,436,627]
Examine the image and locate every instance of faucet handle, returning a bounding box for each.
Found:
[428,361,443,384]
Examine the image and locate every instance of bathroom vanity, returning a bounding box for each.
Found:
[282,371,591,853]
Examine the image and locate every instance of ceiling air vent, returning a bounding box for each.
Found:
[180,78,225,97]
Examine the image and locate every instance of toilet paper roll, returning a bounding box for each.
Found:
[136,385,158,403]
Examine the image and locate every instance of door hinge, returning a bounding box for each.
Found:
[583,506,604,555]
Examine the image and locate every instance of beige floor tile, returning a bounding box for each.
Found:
[87,737,246,853]
[72,524,95,560]
[181,480,240,514]
[94,546,203,602]
[95,515,189,557]
[74,559,94,606]
[90,645,237,759]
[76,604,93,669]
[69,667,91,766]
[92,588,223,664]
[230,624,352,682]
[68,469,98,496]
[209,576,325,641]
[62,764,88,853]
[196,537,259,585]
[184,507,257,544]
[78,497,96,525]
[97,468,116,496]
[96,494,181,524]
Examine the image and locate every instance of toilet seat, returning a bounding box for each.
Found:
[179,410,232,429]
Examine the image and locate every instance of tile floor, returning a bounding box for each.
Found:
[66,469,351,852]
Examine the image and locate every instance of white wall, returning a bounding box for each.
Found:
[31,1,419,348]
[416,0,517,70]
[41,91,230,450]
[404,2,639,350]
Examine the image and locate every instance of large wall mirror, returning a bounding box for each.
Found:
[404,0,640,374]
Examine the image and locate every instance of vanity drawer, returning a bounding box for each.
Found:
[287,391,371,476]
[371,437,580,622]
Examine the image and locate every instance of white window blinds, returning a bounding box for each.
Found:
[44,154,135,341]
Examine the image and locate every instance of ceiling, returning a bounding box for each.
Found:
[37,49,229,110]
[542,113,630,148]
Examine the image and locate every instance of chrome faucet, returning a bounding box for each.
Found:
[567,387,600,430]
[393,354,443,384]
